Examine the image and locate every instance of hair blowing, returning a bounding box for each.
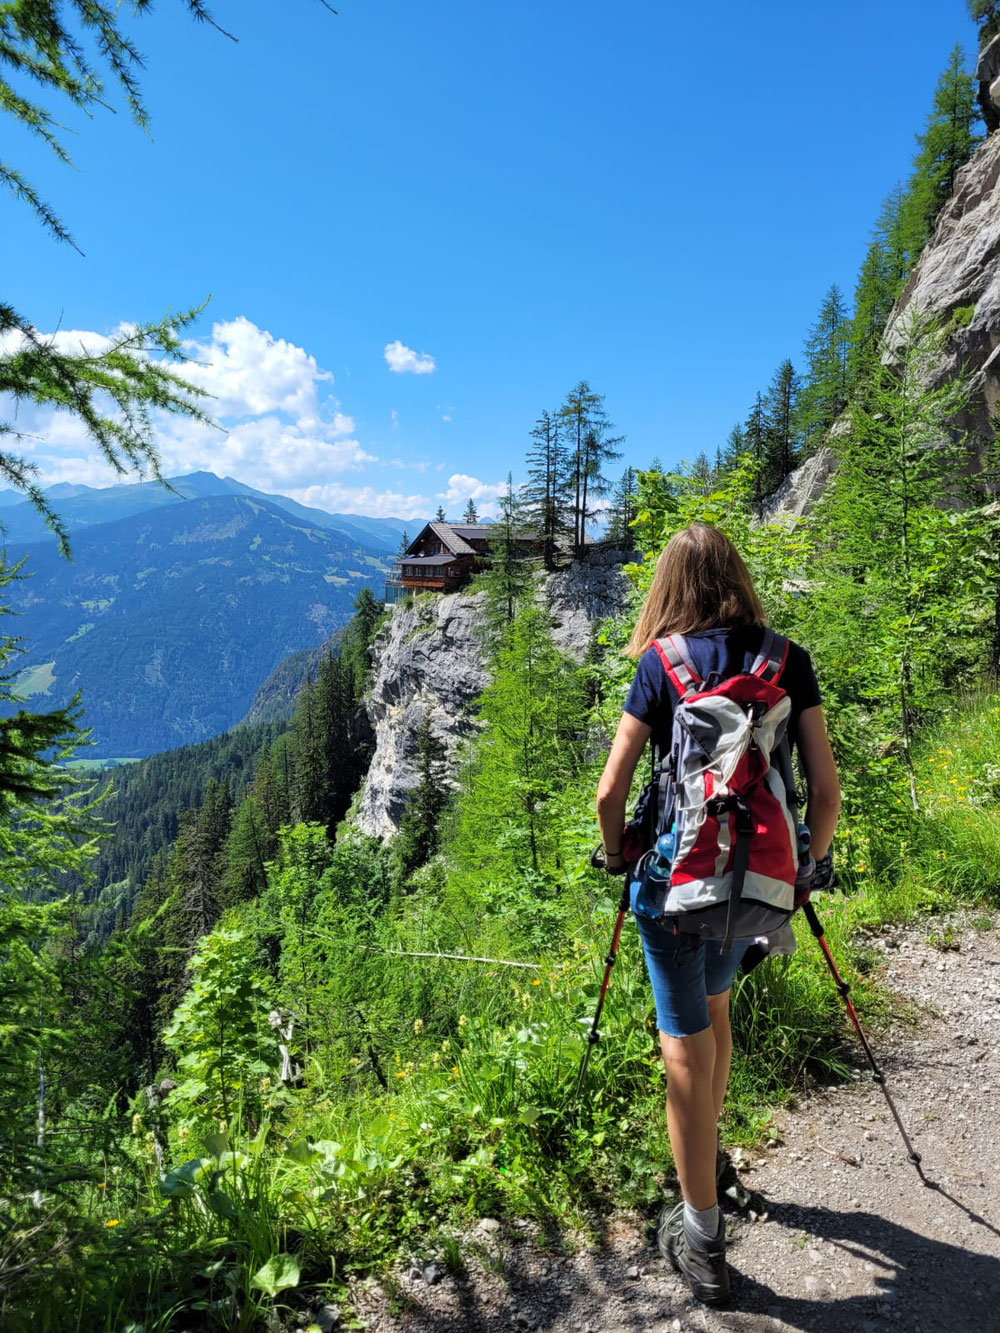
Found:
[624,524,766,659]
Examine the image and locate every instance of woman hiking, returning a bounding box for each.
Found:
[595,523,841,1307]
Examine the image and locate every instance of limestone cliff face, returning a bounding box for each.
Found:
[886,125,1000,434]
[355,557,635,839]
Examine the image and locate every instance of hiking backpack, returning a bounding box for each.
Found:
[623,627,801,952]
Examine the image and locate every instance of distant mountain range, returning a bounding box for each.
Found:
[0,475,414,758]
[0,471,418,553]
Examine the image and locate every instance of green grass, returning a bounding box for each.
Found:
[17,660,56,696]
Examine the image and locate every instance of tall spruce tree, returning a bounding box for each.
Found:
[390,715,449,887]
[798,284,851,455]
[523,409,572,569]
[903,46,980,248]
[605,466,640,544]
[762,358,800,490]
[479,473,534,636]
[744,391,768,512]
[557,381,624,556]
[463,498,479,523]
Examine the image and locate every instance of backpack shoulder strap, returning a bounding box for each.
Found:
[652,633,703,699]
[750,627,790,685]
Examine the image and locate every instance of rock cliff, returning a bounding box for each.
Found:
[886,123,1000,436]
[355,557,636,839]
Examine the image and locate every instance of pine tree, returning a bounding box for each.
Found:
[523,409,572,569]
[744,391,768,512]
[391,715,449,886]
[690,452,713,495]
[557,381,625,556]
[762,358,800,490]
[435,505,446,521]
[805,311,981,811]
[721,423,746,471]
[798,284,851,455]
[904,46,980,248]
[850,187,912,384]
[479,473,534,636]
[463,498,479,523]
[604,466,639,544]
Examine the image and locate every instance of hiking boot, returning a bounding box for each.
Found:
[657,1201,730,1307]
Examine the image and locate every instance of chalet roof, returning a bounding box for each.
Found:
[399,552,460,567]
[404,521,478,557]
[449,524,494,541]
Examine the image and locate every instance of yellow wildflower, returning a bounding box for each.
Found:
[105,1219,120,1228]
[413,1018,424,1035]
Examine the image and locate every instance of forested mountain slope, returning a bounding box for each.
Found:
[2,494,389,757]
[0,470,414,553]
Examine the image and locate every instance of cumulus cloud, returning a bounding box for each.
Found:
[291,482,431,519]
[6,317,377,497]
[384,340,436,375]
[436,473,506,518]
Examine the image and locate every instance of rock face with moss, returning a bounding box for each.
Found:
[356,558,635,838]
[886,125,1000,434]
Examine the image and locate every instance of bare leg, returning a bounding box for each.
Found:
[707,988,733,1123]
[660,1024,717,1211]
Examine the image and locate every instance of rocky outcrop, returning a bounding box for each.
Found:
[885,128,1000,436]
[355,558,635,839]
[759,446,838,524]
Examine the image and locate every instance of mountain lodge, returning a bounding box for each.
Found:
[384,520,540,601]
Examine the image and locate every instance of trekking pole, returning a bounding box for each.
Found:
[573,860,631,1101]
[801,898,925,1177]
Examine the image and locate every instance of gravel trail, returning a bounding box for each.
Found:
[352,913,1000,1333]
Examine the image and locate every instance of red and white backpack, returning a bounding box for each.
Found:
[627,627,801,951]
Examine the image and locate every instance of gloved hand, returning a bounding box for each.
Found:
[794,854,816,909]
[811,851,837,893]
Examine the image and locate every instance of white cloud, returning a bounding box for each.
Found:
[181,317,335,420]
[436,473,506,518]
[290,482,431,519]
[384,340,436,375]
[5,317,377,497]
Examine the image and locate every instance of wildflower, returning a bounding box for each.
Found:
[430,1052,441,1069]
[395,1070,406,1080]
[131,1113,142,1135]
[105,1219,120,1228]
[441,1039,450,1053]
[97,1182,106,1190]
[413,1018,424,1035]
[531,978,541,986]
[458,1015,468,1029]
[177,1125,189,1144]
[451,1065,459,1075]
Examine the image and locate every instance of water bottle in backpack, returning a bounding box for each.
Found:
[632,827,676,921]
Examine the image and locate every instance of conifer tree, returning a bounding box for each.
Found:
[435,505,446,521]
[390,715,449,887]
[763,358,800,490]
[798,284,851,455]
[523,409,572,568]
[557,381,624,556]
[605,466,639,544]
[463,499,479,523]
[850,187,912,383]
[903,46,980,247]
[744,390,768,512]
[479,473,534,635]
[690,452,713,495]
[722,422,746,472]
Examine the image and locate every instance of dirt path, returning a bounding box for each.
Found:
[352,913,1000,1333]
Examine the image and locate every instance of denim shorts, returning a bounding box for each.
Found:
[630,879,750,1038]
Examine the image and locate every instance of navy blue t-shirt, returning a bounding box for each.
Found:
[622,625,821,756]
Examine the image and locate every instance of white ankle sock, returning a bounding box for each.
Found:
[683,1200,720,1243]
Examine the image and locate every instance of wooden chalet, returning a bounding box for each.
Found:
[384,520,540,602]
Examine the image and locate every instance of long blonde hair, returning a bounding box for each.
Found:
[624,524,765,659]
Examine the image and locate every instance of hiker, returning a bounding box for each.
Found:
[595,523,841,1307]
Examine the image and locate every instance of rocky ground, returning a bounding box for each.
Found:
[348,911,1000,1333]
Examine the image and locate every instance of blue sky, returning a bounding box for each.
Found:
[4,0,979,517]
